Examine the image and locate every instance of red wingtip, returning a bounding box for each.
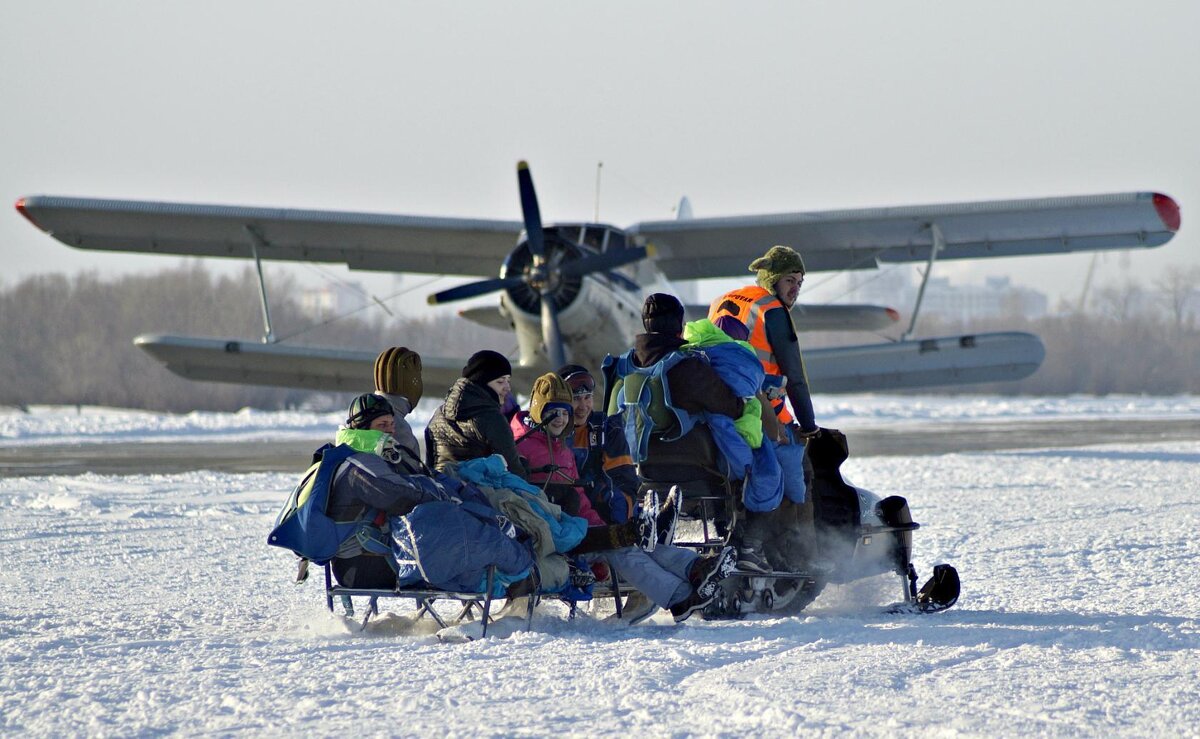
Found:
[885,307,901,322]
[14,197,44,231]
[1152,193,1181,232]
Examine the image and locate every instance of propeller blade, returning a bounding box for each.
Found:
[427,276,523,305]
[540,291,566,369]
[517,160,545,260]
[558,246,648,278]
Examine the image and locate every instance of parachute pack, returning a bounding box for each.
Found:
[268,443,377,564]
[602,349,698,463]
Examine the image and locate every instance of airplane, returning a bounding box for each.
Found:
[14,162,1181,398]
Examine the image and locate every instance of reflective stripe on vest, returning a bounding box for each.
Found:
[708,285,795,424]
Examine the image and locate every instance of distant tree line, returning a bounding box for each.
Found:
[808,266,1200,395]
[1,263,1196,411]
[0,263,512,412]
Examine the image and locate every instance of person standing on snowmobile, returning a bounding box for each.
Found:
[709,245,825,575]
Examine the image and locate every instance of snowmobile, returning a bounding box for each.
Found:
[638,427,960,618]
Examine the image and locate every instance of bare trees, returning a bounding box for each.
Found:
[1,263,1196,409]
[0,263,516,411]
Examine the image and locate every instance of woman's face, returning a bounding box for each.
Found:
[487,374,512,403]
[545,408,570,436]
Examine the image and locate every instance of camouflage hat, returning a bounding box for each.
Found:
[749,245,806,291]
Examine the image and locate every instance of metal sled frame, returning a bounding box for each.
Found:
[323,563,521,635]
[323,563,636,632]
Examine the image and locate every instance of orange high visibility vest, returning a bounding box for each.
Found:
[709,285,795,424]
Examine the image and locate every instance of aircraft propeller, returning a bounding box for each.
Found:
[428,161,648,369]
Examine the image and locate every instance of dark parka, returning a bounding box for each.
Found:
[629,332,746,470]
[425,377,528,477]
[327,451,443,588]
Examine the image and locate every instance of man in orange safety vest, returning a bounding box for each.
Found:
[709,245,826,579]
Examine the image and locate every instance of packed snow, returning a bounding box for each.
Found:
[5,393,1199,446]
[1,398,1198,735]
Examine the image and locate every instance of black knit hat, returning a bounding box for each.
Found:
[462,350,512,386]
[642,293,685,334]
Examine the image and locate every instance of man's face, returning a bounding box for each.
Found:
[775,272,805,308]
[571,391,593,426]
[368,414,395,435]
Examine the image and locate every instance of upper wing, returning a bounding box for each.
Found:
[628,192,1180,280]
[15,196,523,277]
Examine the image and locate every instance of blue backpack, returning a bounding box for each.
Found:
[268,444,375,564]
[602,349,700,464]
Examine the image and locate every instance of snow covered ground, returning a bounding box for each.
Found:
[1,398,1198,735]
[5,393,1199,446]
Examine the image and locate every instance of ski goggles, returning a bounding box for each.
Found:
[562,370,595,396]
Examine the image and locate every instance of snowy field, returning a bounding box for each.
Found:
[1,399,1198,735]
[4,393,1200,446]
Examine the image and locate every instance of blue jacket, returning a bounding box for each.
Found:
[454,455,589,553]
[694,342,784,512]
[570,411,638,523]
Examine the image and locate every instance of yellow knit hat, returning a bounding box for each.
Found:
[529,372,573,425]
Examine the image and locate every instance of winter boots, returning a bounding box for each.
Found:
[735,510,773,573]
[656,486,681,546]
[670,546,737,622]
[635,489,660,552]
[607,591,659,626]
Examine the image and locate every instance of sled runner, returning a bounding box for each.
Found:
[318,559,636,636]
[318,561,512,634]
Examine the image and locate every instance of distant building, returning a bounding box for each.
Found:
[920,276,1048,322]
[298,282,369,320]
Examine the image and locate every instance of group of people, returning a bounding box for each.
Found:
[303,244,822,627]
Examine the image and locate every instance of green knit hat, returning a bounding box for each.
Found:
[749,245,806,291]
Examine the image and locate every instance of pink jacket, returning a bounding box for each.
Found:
[511,411,604,527]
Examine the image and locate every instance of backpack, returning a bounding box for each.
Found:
[602,349,700,464]
[267,443,376,564]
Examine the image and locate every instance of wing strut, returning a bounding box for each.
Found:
[901,222,945,341]
[244,225,277,343]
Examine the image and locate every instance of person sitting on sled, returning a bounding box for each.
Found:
[312,393,536,598]
[512,372,736,624]
[556,363,641,526]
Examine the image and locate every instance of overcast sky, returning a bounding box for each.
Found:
[2,1,1196,314]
